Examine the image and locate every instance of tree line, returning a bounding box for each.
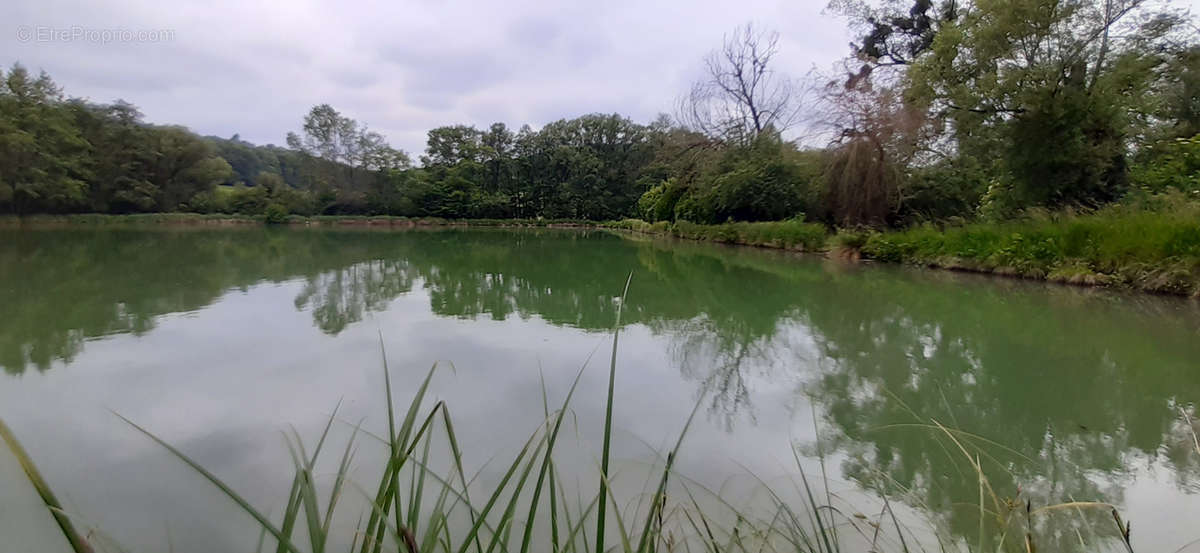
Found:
[2,0,1197,226]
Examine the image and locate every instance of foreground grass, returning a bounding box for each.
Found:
[4,280,1184,552]
[859,200,1200,296]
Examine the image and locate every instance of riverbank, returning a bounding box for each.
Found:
[6,205,1200,297]
[858,202,1200,297]
[601,218,829,251]
[0,213,602,229]
[607,204,1200,297]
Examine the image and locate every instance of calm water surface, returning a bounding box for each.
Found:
[1,227,1198,552]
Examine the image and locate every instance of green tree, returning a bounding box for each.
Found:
[706,137,809,222]
[70,100,157,212]
[481,122,515,195]
[905,0,1190,209]
[422,125,484,167]
[144,126,233,210]
[0,64,89,214]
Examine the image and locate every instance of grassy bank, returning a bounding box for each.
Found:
[603,218,829,252]
[608,197,1200,297]
[8,205,1200,296]
[0,212,264,227]
[0,213,602,229]
[858,201,1200,296]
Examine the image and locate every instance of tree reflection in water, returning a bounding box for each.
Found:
[3,226,1199,551]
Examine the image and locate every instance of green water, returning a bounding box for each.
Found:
[1,227,1198,552]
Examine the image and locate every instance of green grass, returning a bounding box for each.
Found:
[0,213,604,228]
[0,419,93,553]
[11,203,1200,297]
[861,201,1200,296]
[604,219,830,252]
[0,212,263,227]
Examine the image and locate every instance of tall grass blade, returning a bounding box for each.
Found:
[349,482,412,551]
[636,395,704,553]
[407,422,435,544]
[362,334,400,553]
[485,427,560,553]
[598,469,634,553]
[882,495,911,553]
[453,431,547,553]
[323,420,363,538]
[790,447,836,553]
[1182,407,1200,457]
[520,360,590,553]
[558,487,601,553]
[441,405,484,553]
[596,271,633,553]
[349,512,364,553]
[811,403,838,549]
[0,418,94,553]
[282,431,325,553]
[419,485,453,553]
[275,473,304,553]
[111,412,302,553]
[365,356,440,553]
[310,399,344,465]
[1112,509,1134,553]
[256,524,268,553]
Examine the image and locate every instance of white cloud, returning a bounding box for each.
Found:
[8,0,1190,154]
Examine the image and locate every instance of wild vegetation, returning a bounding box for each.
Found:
[604,219,829,251]
[3,228,1200,551]
[7,329,1193,553]
[860,194,1200,294]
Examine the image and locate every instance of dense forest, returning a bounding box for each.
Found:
[1,0,1198,228]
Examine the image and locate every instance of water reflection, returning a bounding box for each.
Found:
[2,227,1199,551]
[795,266,1200,549]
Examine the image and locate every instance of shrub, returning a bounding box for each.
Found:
[1131,134,1200,194]
[182,189,226,214]
[226,185,270,215]
[861,198,1200,294]
[674,190,714,223]
[833,228,871,250]
[263,203,290,224]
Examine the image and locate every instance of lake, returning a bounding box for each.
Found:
[1,227,1198,553]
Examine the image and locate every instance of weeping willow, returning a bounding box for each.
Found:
[824,137,901,227]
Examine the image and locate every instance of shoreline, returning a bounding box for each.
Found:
[5,213,1198,298]
[0,213,604,229]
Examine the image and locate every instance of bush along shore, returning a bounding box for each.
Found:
[856,199,1200,297]
[607,204,1200,297]
[602,218,829,252]
[7,198,1200,297]
[0,213,605,229]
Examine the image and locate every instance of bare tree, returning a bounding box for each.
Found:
[678,24,805,144]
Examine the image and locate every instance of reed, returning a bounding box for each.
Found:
[5,280,1196,552]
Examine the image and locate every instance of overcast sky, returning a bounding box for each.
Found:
[4,0,1197,155]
